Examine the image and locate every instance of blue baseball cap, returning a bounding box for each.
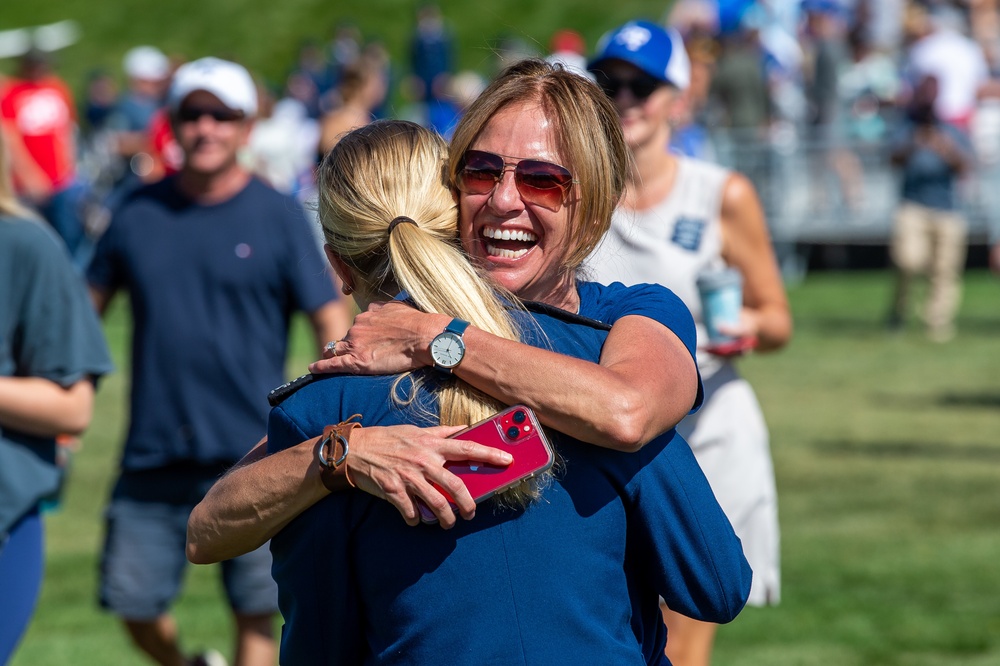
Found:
[801,0,844,16]
[589,20,690,91]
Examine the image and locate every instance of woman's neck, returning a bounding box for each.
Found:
[519,270,580,314]
[625,134,678,212]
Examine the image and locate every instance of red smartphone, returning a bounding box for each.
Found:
[417,405,555,524]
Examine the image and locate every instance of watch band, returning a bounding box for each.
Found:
[444,318,470,336]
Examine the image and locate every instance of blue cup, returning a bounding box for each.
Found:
[696,268,743,345]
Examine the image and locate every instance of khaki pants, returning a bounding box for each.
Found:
[889,201,967,336]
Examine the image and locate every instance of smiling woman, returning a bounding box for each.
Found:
[187,59,749,664]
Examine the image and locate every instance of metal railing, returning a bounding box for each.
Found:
[707,124,1000,247]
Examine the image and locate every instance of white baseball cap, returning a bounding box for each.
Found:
[168,57,258,116]
[123,46,170,81]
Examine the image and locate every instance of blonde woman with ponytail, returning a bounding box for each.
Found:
[315,120,547,508]
[190,116,749,664]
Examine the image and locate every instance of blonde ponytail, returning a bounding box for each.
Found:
[317,120,549,509]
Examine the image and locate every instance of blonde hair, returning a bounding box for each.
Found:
[317,119,549,507]
[448,59,630,270]
[0,129,36,220]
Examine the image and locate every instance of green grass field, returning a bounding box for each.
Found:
[10,269,1000,665]
[1,1,677,100]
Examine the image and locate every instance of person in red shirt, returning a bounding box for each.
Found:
[0,50,89,268]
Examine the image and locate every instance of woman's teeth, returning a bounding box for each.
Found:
[486,245,528,259]
[482,227,536,259]
[483,227,537,242]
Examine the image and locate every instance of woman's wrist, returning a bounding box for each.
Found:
[416,312,457,367]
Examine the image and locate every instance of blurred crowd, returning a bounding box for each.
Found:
[3,2,1000,664]
[4,0,1000,273]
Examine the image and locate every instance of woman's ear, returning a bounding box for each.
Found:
[324,245,356,295]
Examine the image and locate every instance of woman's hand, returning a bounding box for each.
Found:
[346,424,513,528]
[713,307,760,340]
[309,301,449,375]
[706,308,761,357]
[719,173,793,353]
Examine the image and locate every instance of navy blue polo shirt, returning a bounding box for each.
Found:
[87,176,337,470]
[267,283,746,665]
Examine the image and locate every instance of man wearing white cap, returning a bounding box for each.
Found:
[87,57,346,666]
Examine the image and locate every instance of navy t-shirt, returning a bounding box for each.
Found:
[894,120,972,211]
[267,284,746,665]
[87,176,337,470]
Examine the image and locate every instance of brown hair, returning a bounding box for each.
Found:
[317,119,554,507]
[448,59,630,270]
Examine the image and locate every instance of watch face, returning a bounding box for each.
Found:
[431,332,465,369]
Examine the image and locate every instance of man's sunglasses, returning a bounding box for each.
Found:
[176,106,246,123]
[455,149,577,210]
[592,70,663,100]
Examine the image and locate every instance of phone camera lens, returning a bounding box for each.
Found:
[506,426,520,439]
[513,410,526,424]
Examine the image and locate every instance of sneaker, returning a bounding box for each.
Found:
[188,649,228,666]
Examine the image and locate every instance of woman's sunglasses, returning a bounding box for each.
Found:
[455,149,577,210]
[592,70,663,100]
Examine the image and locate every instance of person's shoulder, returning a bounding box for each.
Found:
[46,76,75,100]
[940,121,971,143]
[238,177,307,219]
[0,215,66,258]
[577,280,694,340]
[268,373,325,408]
[269,372,398,413]
[120,177,177,208]
[680,155,729,181]
[578,279,681,307]
[243,176,300,205]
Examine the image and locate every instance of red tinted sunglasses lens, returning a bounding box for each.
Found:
[457,150,505,194]
[514,159,574,208]
[458,150,574,208]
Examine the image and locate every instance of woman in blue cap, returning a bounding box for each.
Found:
[585,19,792,666]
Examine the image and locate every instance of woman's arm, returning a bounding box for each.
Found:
[631,432,752,623]
[0,377,94,437]
[186,424,515,563]
[718,173,793,352]
[311,303,697,452]
[187,436,324,564]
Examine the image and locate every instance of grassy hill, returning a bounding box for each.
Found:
[1,1,672,96]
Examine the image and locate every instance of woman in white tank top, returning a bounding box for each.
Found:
[587,21,793,666]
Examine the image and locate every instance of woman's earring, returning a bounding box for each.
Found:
[342,284,354,295]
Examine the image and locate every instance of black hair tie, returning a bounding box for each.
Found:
[387,216,417,236]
